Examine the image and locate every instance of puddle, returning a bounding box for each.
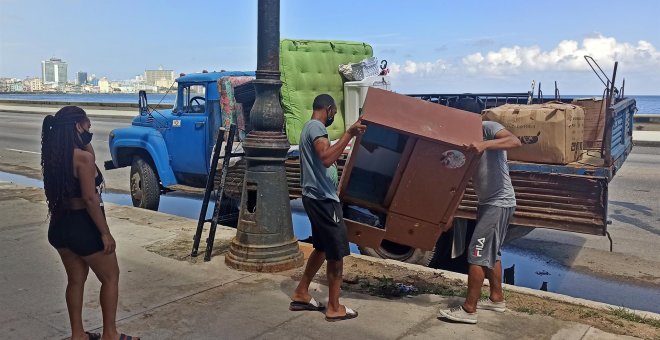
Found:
[2,170,656,313]
[500,247,660,313]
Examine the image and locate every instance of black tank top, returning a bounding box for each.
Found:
[70,166,105,197]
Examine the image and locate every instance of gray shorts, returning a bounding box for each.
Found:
[467,205,515,269]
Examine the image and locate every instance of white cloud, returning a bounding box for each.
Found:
[388,35,660,79]
[463,35,660,75]
[389,59,451,78]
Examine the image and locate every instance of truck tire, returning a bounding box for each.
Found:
[504,225,534,243]
[358,241,435,266]
[130,155,160,211]
[427,219,476,273]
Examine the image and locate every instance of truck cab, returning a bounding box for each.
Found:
[105,71,254,209]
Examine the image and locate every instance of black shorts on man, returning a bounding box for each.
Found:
[302,196,350,261]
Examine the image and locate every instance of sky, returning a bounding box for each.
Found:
[1,0,659,94]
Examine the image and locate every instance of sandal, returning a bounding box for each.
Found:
[85,332,101,340]
[325,307,358,322]
[119,334,140,340]
[289,297,326,311]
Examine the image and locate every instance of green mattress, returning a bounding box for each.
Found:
[280,39,373,144]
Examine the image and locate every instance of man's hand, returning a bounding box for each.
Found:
[347,120,367,137]
[467,141,487,154]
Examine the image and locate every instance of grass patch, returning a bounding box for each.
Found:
[579,308,601,319]
[609,307,660,328]
[514,307,537,315]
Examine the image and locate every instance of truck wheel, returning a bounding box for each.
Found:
[358,241,435,266]
[504,225,534,243]
[427,219,476,274]
[130,156,160,211]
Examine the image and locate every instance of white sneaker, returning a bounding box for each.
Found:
[438,305,477,324]
[478,297,506,312]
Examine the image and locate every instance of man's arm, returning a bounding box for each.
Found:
[314,120,366,168]
[470,128,522,153]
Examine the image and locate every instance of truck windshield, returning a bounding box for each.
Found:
[175,84,207,114]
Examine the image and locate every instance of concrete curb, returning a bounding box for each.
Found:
[345,253,660,320]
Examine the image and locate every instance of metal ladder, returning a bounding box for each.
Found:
[191,124,240,261]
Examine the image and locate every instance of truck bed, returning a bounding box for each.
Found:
[222,95,635,237]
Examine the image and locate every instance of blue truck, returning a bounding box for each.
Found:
[105,41,636,266]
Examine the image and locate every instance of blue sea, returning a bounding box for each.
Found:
[0,92,658,114]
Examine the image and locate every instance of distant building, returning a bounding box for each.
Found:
[98,77,111,93]
[41,58,68,85]
[23,77,44,92]
[9,81,24,92]
[144,66,175,86]
[76,72,88,85]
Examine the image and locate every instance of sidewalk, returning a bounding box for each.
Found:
[1,181,657,339]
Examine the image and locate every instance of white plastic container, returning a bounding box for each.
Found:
[343,76,391,130]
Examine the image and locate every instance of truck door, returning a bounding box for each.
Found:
[166,83,209,177]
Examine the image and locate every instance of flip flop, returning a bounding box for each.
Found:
[289,297,326,311]
[325,307,358,322]
[119,334,140,340]
[85,332,101,340]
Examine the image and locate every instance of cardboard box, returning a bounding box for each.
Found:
[483,102,585,164]
[572,98,606,150]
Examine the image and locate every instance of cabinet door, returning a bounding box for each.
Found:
[389,139,471,226]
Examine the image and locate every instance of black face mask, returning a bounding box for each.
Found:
[325,115,335,127]
[79,131,93,145]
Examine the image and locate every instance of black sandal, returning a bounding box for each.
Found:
[85,331,101,340]
[119,334,140,340]
[289,297,326,311]
[325,307,358,322]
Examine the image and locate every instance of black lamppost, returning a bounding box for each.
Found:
[225,0,304,272]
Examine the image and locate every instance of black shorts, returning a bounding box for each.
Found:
[302,196,350,261]
[48,209,104,257]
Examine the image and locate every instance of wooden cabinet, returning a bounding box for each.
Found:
[339,88,482,249]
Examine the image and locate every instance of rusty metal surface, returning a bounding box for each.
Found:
[389,139,480,227]
[361,87,483,147]
[455,171,608,235]
[345,220,385,249]
[384,213,442,251]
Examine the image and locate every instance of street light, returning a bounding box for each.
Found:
[225,0,304,272]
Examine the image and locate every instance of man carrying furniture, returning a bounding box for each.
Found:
[438,120,522,324]
[290,94,366,322]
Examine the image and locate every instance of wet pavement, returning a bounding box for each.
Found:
[1,170,659,314]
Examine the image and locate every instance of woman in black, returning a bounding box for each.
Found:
[42,106,138,340]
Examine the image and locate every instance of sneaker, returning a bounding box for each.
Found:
[438,305,478,324]
[478,297,506,312]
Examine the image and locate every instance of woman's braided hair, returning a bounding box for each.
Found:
[41,106,89,218]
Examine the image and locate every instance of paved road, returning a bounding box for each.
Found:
[1,110,658,287]
[0,111,132,193]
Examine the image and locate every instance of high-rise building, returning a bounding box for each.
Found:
[41,58,68,85]
[144,66,175,86]
[76,72,88,85]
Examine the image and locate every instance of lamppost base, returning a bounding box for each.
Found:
[225,239,304,272]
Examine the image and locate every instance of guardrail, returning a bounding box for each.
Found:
[0,99,172,110]
[634,114,660,124]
